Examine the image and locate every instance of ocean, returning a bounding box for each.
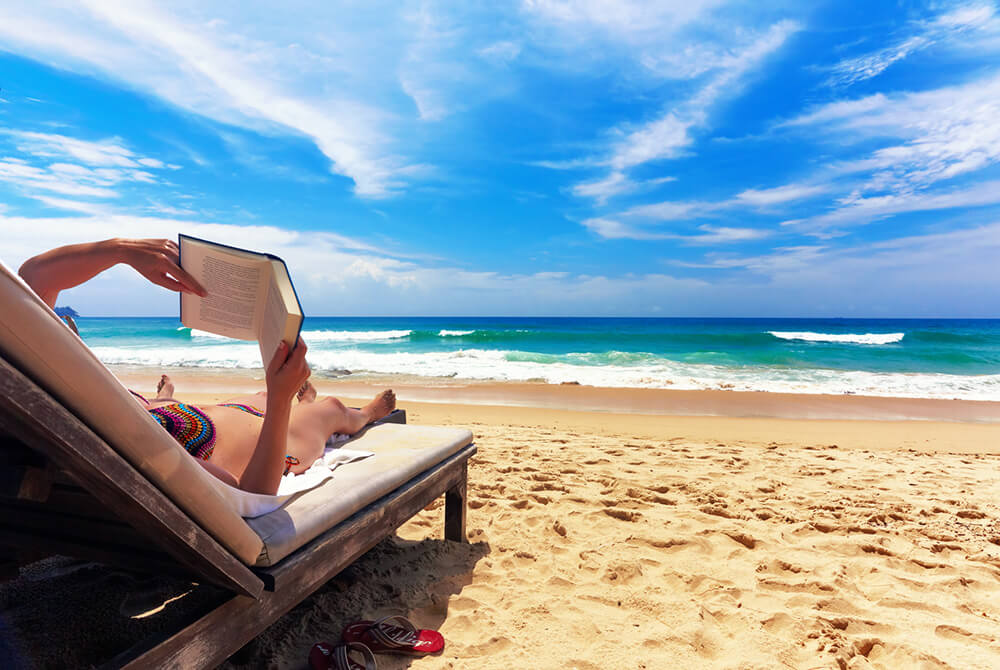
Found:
[77,317,1000,401]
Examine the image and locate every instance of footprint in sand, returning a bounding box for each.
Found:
[602,561,644,584]
[699,505,739,520]
[602,508,642,522]
[724,531,757,550]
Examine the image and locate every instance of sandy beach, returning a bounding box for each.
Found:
[3,370,1000,669]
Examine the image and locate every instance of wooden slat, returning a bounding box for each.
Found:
[0,357,263,598]
[114,443,476,670]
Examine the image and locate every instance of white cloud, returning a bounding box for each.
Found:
[11,130,141,167]
[522,0,726,50]
[563,19,799,202]
[610,113,693,171]
[580,217,659,239]
[735,184,826,206]
[790,71,1000,188]
[0,130,178,204]
[581,214,769,244]
[826,3,1000,87]
[0,1,421,197]
[789,179,1000,231]
[700,222,1000,295]
[579,180,823,238]
[623,200,703,221]
[571,171,633,203]
[0,212,713,316]
[609,20,798,172]
[826,36,929,88]
[683,225,770,244]
[478,40,522,64]
[0,159,117,198]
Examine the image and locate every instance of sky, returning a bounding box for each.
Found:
[1,0,999,317]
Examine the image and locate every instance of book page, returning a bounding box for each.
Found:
[180,240,266,340]
[258,272,289,365]
[258,259,303,364]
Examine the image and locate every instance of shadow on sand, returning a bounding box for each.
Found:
[0,534,489,669]
[222,534,491,669]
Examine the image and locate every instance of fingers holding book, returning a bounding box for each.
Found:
[122,238,207,297]
[267,337,311,403]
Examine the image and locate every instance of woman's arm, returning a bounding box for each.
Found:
[238,338,311,495]
[18,238,206,308]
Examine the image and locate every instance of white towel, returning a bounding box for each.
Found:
[214,433,374,518]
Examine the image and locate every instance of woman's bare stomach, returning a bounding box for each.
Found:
[199,406,263,480]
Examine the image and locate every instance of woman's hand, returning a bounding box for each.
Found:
[120,238,207,297]
[265,337,311,405]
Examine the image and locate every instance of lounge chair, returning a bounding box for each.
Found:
[0,261,476,668]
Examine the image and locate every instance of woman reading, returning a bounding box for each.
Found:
[19,237,395,495]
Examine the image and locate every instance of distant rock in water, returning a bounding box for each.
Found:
[54,306,80,317]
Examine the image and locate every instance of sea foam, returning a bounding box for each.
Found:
[770,331,905,345]
[302,329,412,342]
[91,344,1000,401]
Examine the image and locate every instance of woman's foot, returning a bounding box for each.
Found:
[155,374,175,400]
[297,381,317,403]
[363,390,396,423]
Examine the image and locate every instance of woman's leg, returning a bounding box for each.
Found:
[221,381,316,408]
[283,391,396,473]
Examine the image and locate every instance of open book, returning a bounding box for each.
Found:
[178,234,303,366]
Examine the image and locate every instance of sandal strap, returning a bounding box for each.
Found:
[333,643,376,670]
[367,616,418,649]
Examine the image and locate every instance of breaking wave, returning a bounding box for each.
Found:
[769,331,905,345]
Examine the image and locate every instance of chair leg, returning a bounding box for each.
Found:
[444,463,468,543]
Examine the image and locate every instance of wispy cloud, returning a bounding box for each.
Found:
[826,3,1000,87]
[0,130,178,205]
[579,180,824,239]
[545,17,799,203]
[826,36,929,88]
[581,215,770,244]
[779,69,1000,229]
[0,1,424,197]
[734,184,827,206]
[787,180,1000,231]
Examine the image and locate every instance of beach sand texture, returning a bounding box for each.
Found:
[2,392,1000,669]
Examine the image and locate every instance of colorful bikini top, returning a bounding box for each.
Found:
[148,403,216,460]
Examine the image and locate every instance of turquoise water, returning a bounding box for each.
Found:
[77,317,1000,400]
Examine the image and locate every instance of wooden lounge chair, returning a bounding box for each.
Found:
[0,262,476,668]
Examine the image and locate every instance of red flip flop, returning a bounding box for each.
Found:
[342,616,444,656]
[309,641,377,670]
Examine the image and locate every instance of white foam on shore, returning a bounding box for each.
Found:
[770,331,905,345]
[301,329,412,342]
[190,329,231,340]
[90,345,1000,401]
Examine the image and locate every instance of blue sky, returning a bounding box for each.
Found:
[1,0,999,317]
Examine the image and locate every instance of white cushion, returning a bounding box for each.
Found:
[247,422,472,566]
